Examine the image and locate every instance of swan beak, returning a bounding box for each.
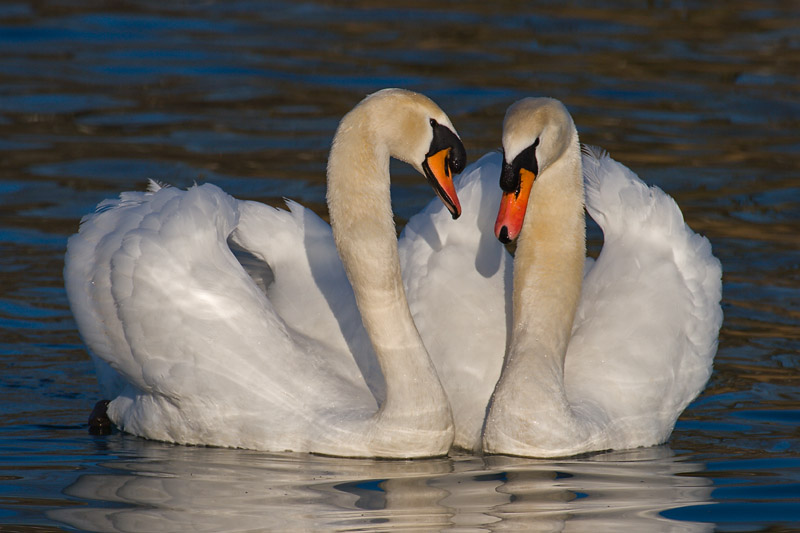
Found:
[495,168,535,243]
[423,147,462,220]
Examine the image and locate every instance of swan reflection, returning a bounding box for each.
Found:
[50,439,713,531]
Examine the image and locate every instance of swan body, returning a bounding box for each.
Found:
[479,98,722,457]
[64,89,468,458]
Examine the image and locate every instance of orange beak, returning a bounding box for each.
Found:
[423,147,462,219]
[494,168,535,243]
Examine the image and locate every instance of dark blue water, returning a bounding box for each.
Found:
[1,1,798,531]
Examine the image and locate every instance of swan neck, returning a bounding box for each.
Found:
[484,136,588,455]
[326,107,451,428]
[511,143,585,362]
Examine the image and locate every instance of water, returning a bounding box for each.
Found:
[1,1,798,531]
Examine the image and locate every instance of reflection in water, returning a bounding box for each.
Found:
[51,441,712,532]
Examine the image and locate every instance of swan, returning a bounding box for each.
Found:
[64,88,469,458]
[476,97,723,457]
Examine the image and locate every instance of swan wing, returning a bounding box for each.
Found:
[67,185,292,403]
[64,182,171,398]
[65,183,375,449]
[230,199,384,402]
[399,151,512,451]
[565,146,723,444]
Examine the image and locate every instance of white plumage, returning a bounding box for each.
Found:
[65,89,467,458]
[400,140,721,455]
[479,98,723,456]
[569,145,722,445]
[65,93,721,458]
[400,152,511,451]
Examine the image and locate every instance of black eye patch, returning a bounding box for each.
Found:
[499,139,539,194]
[515,138,539,175]
[499,160,518,193]
[428,119,467,174]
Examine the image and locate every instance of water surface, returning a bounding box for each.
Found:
[1,1,798,531]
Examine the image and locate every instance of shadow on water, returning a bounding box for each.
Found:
[48,440,712,532]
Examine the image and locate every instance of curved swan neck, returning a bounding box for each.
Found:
[326,99,452,430]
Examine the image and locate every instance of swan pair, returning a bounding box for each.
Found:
[65,89,722,458]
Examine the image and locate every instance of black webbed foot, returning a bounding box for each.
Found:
[88,400,112,435]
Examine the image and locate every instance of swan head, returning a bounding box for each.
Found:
[494,97,577,243]
[358,88,466,219]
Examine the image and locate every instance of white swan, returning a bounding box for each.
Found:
[476,97,723,457]
[64,88,469,458]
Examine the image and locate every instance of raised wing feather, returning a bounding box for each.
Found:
[566,146,723,440]
[231,199,384,403]
[65,183,377,450]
